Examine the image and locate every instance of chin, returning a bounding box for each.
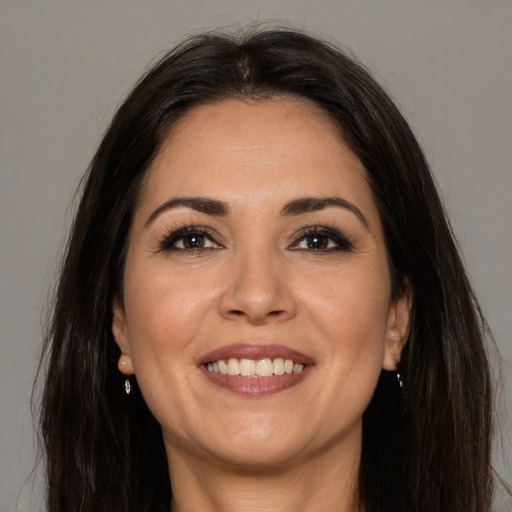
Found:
[167,415,309,469]
[206,438,305,470]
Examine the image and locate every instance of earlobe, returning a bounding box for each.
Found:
[118,353,134,376]
[382,282,413,371]
[112,297,134,375]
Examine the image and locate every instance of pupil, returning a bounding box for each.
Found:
[308,234,326,249]
[185,234,203,248]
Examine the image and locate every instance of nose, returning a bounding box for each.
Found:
[219,248,297,325]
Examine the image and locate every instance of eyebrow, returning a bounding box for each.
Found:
[281,197,369,229]
[144,195,369,230]
[144,197,230,228]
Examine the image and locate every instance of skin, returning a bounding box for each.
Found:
[112,98,411,512]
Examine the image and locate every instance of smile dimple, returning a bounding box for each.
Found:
[206,357,305,377]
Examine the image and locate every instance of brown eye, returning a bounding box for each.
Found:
[291,227,354,252]
[304,234,331,250]
[172,232,220,250]
[181,234,206,249]
[159,227,223,252]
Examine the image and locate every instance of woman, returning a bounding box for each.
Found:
[39,28,497,511]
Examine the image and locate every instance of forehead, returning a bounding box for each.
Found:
[137,98,377,220]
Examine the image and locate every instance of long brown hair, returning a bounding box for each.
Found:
[39,28,494,511]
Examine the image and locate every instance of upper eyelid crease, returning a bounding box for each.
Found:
[158,226,223,250]
[158,225,353,254]
[291,227,354,250]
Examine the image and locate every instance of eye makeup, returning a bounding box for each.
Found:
[289,225,355,252]
[157,225,224,253]
[155,221,355,256]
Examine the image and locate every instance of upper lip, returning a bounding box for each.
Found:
[199,343,315,365]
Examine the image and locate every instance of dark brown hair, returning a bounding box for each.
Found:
[39,28,494,512]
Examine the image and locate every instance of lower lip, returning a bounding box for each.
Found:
[200,366,311,396]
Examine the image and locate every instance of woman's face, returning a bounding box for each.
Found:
[113,99,410,470]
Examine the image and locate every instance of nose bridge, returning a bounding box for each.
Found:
[221,240,295,323]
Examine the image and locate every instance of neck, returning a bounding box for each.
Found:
[166,432,363,512]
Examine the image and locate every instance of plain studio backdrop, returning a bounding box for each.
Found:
[1,1,510,510]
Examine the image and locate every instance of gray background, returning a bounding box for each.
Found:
[1,1,510,510]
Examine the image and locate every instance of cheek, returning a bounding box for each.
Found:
[122,260,216,370]
[307,263,391,347]
[304,264,391,395]
[120,264,218,432]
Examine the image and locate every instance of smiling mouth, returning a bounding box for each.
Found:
[199,344,313,396]
[205,357,306,377]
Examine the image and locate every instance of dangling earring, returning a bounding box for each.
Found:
[395,359,407,410]
[124,376,131,395]
[396,362,404,389]
[117,355,133,395]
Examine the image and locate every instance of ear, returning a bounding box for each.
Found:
[382,281,412,371]
[112,296,134,375]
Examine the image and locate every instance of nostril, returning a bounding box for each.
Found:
[219,281,297,323]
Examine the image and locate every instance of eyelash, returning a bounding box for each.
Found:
[158,226,222,253]
[157,225,354,253]
[290,226,354,252]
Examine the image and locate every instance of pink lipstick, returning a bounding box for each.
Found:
[199,344,314,396]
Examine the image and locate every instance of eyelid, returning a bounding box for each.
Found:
[158,225,224,252]
[289,226,354,252]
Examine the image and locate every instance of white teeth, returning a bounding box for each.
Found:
[218,360,228,374]
[273,358,285,375]
[256,358,274,377]
[227,358,241,375]
[206,357,307,376]
[293,363,304,373]
[240,358,256,376]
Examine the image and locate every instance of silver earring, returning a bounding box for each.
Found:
[395,360,407,411]
[124,377,131,395]
[396,366,403,389]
